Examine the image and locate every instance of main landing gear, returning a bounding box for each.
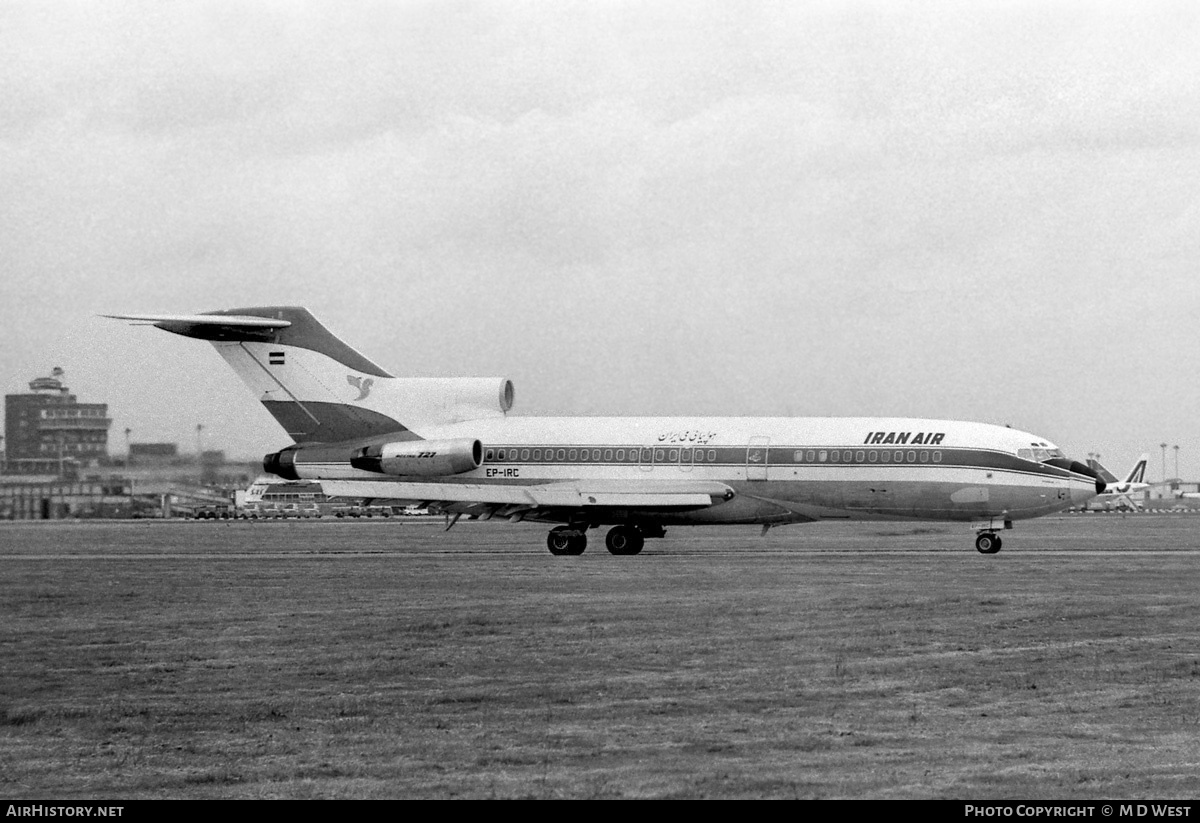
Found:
[604,525,644,556]
[547,526,587,556]
[546,524,662,556]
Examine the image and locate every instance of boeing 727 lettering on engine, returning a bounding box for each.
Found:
[106,307,1104,555]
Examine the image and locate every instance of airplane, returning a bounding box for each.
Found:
[1086,454,1149,510]
[105,307,1104,555]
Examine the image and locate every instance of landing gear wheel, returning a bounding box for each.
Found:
[548,526,587,556]
[548,527,572,556]
[605,526,645,556]
[975,533,1002,554]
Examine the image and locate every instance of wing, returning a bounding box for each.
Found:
[320,479,735,522]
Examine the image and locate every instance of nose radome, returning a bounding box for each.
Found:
[1068,459,1106,495]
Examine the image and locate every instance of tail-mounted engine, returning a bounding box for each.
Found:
[350,438,483,477]
[389,377,514,425]
[263,437,484,480]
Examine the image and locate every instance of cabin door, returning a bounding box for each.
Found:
[747,436,769,481]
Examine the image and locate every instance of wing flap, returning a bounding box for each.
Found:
[320,480,733,511]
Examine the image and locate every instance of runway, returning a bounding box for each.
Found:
[1,513,1197,557]
[3,516,1199,798]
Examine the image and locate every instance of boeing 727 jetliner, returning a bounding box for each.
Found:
[107,307,1103,555]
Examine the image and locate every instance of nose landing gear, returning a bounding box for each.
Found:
[972,517,1011,555]
[975,532,1002,554]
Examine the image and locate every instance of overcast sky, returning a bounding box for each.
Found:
[2,0,1198,479]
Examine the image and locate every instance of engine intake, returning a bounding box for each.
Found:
[350,438,483,477]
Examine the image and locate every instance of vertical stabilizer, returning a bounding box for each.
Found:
[106,307,515,443]
[108,307,410,443]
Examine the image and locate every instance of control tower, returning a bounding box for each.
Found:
[4,368,112,476]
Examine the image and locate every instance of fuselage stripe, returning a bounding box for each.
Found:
[469,445,1072,478]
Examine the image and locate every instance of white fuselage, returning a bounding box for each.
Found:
[294,415,1097,526]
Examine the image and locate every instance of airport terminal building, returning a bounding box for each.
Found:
[1,369,256,519]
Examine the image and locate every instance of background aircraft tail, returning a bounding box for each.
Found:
[1086,454,1148,487]
[1124,454,1149,485]
[1086,457,1119,485]
[107,307,514,443]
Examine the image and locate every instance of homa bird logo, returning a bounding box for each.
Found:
[347,375,374,401]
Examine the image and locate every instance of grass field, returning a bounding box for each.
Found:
[2,515,1199,799]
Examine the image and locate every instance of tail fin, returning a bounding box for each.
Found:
[106,307,407,443]
[1124,454,1149,484]
[106,307,514,443]
[1087,457,1120,485]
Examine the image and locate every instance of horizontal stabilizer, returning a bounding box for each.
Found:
[103,313,292,330]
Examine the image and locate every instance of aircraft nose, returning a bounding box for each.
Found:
[1069,460,1106,495]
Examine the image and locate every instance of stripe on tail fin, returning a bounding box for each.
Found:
[1124,455,1148,485]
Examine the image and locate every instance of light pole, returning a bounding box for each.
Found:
[1174,445,1180,482]
[1161,443,1168,484]
[124,428,132,468]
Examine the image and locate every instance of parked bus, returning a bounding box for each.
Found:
[239,476,330,518]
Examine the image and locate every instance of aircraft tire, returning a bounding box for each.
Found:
[975,533,1002,554]
[547,527,577,556]
[605,526,645,556]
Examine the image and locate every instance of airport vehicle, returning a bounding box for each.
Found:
[107,307,1103,555]
[241,475,329,518]
[1086,455,1149,510]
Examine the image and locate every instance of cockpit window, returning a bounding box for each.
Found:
[1020,447,1065,462]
